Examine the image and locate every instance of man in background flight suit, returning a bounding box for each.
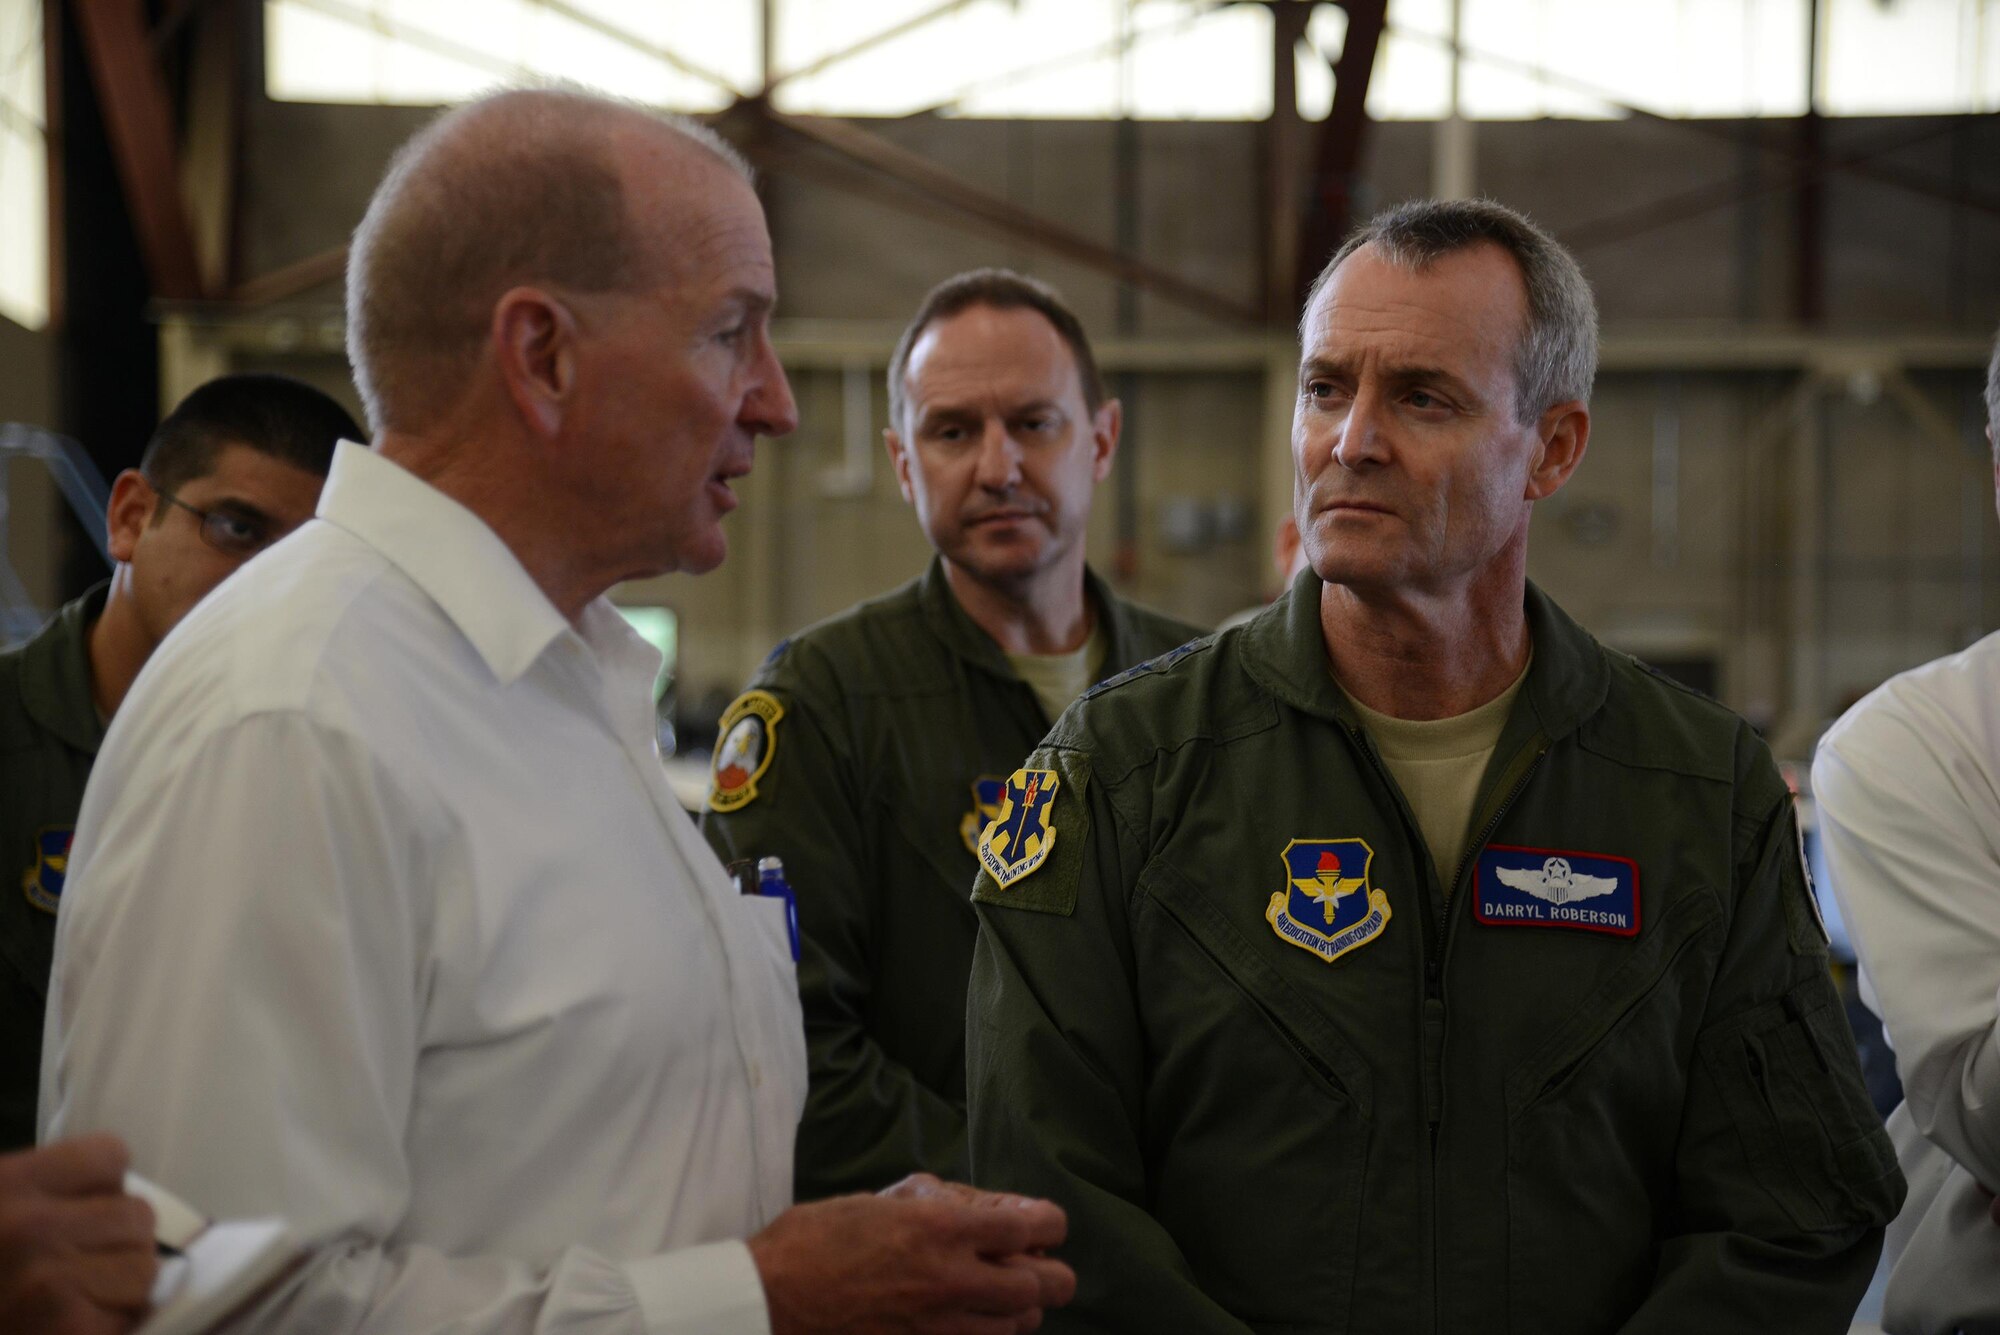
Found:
[704,268,1199,1199]
[0,372,350,1148]
[965,198,1902,1332]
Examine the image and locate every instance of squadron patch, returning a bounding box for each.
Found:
[22,826,72,915]
[709,690,784,813]
[977,769,1059,888]
[1266,839,1392,964]
[1473,845,1640,937]
[959,776,1007,854]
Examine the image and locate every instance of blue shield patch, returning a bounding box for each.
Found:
[1473,844,1640,937]
[22,826,73,915]
[1265,838,1392,964]
[978,769,1059,888]
[959,776,1007,854]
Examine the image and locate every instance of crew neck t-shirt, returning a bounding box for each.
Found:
[1008,621,1108,727]
[1343,658,1531,894]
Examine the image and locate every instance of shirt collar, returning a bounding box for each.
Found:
[18,581,109,755]
[1241,568,1608,742]
[915,555,1148,684]
[315,441,572,686]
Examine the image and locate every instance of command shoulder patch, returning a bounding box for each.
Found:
[1472,845,1640,937]
[973,758,1088,917]
[1266,838,1392,964]
[22,826,73,915]
[709,690,784,813]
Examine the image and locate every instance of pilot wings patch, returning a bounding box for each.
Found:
[1474,845,1639,937]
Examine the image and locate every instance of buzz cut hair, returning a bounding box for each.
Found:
[140,373,359,509]
[1306,198,1599,425]
[887,268,1105,434]
[344,86,752,434]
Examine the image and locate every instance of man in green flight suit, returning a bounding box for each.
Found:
[965,200,1903,1333]
[703,269,1199,1200]
[0,373,354,1148]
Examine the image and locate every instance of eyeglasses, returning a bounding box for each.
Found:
[156,491,286,560]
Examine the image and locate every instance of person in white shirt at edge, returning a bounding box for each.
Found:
[39,87,1075,1335]
[1813,324,2000,1335]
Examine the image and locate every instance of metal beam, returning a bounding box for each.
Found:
[752,106,1262,326]
[531,0,737,94]
[229,244,346,306]
[71,0,205,300]
[1300,0,1386,301]
[765,0,983,93]
[1262,0,1311,323]
[1562,119,1962,254]
[1376,22,2000,222]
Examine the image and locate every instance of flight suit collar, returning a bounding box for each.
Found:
[1241,569,1608,746]
[916,556,1151,686]
[17,582,109,757]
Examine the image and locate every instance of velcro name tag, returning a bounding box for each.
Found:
[1473,845,1640,938]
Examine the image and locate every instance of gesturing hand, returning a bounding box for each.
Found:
[749,1176,1075,1335]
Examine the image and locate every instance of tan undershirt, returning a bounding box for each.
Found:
[1342,657,1531,894]
[1008,621,1108,726]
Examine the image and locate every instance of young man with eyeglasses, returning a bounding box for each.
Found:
[0,372,356,1148]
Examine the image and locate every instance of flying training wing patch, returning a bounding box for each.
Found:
[977,768,1060,888]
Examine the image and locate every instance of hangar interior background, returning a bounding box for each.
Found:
[1,0,1997,766]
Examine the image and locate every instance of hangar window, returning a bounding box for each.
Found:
[264,0,2000,121]
[0,0,46,331]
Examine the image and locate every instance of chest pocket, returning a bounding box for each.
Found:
[1136,859,1371,1330]
[1501,887,1721,1335]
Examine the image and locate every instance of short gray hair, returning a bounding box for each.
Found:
[1305,198,1598,424]
[345,87,750,433]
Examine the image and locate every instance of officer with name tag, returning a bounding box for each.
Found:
[964,199,1902,1333]
[703,268,1199,1200]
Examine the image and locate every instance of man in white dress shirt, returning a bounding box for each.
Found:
[1813,327,2000,1334]
[40,88,1072,1335]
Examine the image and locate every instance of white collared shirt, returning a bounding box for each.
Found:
[42,441,805,1335]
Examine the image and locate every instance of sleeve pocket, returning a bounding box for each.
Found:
[1699,971,1904,1233]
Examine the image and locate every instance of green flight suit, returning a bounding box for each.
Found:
[967,575,1903,1335]
[0,584,107,1150]
[702,557,1199,1200]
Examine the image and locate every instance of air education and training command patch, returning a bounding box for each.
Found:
[1266,839,1392,964]
[709,690,784,813]
[22,826,72,915]
[1473,844,1640,938]
[977,769,1059,888]
[959,776,1007,855]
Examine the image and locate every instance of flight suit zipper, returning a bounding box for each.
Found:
[1347,717,1549,1335]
